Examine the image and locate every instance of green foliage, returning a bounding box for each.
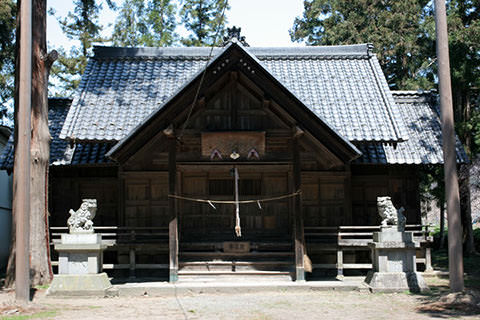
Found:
[49,0,109,96]
[419,165,445,208]
[112,0,179,47]
[180,0,229,46]
[290,0,434,90]
[0,0,15,125]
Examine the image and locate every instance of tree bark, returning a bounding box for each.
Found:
[29,0,56,286]
[5,0,56,287]
[459,164,476,256]
[439,202,446,249]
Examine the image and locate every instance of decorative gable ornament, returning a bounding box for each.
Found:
[247,148,260,160]
[210,149,223,160]
[230,150,240,160]
[222,26,249,47]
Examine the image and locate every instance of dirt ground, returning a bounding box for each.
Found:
[1,277,480,320]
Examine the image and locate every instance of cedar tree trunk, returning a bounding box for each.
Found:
[5,0,57,287]
[459,164,476,256]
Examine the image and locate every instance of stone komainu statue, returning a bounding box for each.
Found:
[67,199,97,233]
[377,196,406,231]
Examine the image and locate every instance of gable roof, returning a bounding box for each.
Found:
[106,41,361,162]
[59,43,408,144]
[355,91,469,164]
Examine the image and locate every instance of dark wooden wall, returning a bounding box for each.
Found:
[49,166,119,227]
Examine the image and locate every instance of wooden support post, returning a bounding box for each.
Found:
[337,248,344,280]
[168,137,179,282]
[344,164,352,225]
[337,229,344,280]
[425,247,433,273]
[15,0,33,302]
[129,230,136,278]
[129,246,136,279]
[292,136,305,281]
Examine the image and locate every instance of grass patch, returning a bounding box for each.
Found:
[1,310,57,320]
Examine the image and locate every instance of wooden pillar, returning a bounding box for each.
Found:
[344,164,352,225]
[129,246,136,279]
[168,137,178,282]
[292,134,305,281]
[337,248,344,279]
[117,167,125,226]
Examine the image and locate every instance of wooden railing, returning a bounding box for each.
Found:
[50,226,169,276]
[50,224,433,278]
[304,224,433,277]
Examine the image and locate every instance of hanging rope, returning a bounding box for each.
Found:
[168,190,301,205]
[178,0,229,141]
[233,167,241,237]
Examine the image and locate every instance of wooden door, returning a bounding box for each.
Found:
[179,169,291,241]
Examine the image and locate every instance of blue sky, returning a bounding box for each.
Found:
[46,0,307,49]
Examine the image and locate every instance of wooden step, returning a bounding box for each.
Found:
[180,251,294,258]
[178,270,291,276]
[179,260,293,272]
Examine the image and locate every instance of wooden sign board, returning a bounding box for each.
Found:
[223,241,250,253]
[201,132,265,159]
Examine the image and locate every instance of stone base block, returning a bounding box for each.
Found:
[364,271,429,293]
[47,273,117,297]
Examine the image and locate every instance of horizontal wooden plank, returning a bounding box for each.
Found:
[343,263,372,269]
[312,264,336,269]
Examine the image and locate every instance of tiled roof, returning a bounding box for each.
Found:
[60,43,408,143]
[0,98,113,170]
[355,91,468,164]
[0,91,468,168]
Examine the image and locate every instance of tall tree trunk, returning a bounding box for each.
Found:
[4,0,22,289]
[459,164,476,256]
[30,0,56,286]
[440,202,446,249]
[5,0,57,287]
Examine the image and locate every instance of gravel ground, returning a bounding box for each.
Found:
[1,278,479,320]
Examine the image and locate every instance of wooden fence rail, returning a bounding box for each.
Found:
[304,224,433,277]
[49,224,433,278]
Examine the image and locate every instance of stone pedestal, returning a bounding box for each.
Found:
[55,233,106,274]
[47,233,114,297]
[364,227,429,293]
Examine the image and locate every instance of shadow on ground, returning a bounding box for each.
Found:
[413,250,480,318]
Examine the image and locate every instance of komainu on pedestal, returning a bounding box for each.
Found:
[47,199,116,297]
[364,196,429,293]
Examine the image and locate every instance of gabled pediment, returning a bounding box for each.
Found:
[106,41,361,164]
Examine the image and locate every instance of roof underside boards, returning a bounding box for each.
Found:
[59,44,409,143]
[354,91,468,164]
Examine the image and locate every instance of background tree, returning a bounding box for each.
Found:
[49,0,114,96]
[112,0,178,47]
[0,0,16,125]
[290,0,434,89]
[180,0,229,46]
[291,0,479,254]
